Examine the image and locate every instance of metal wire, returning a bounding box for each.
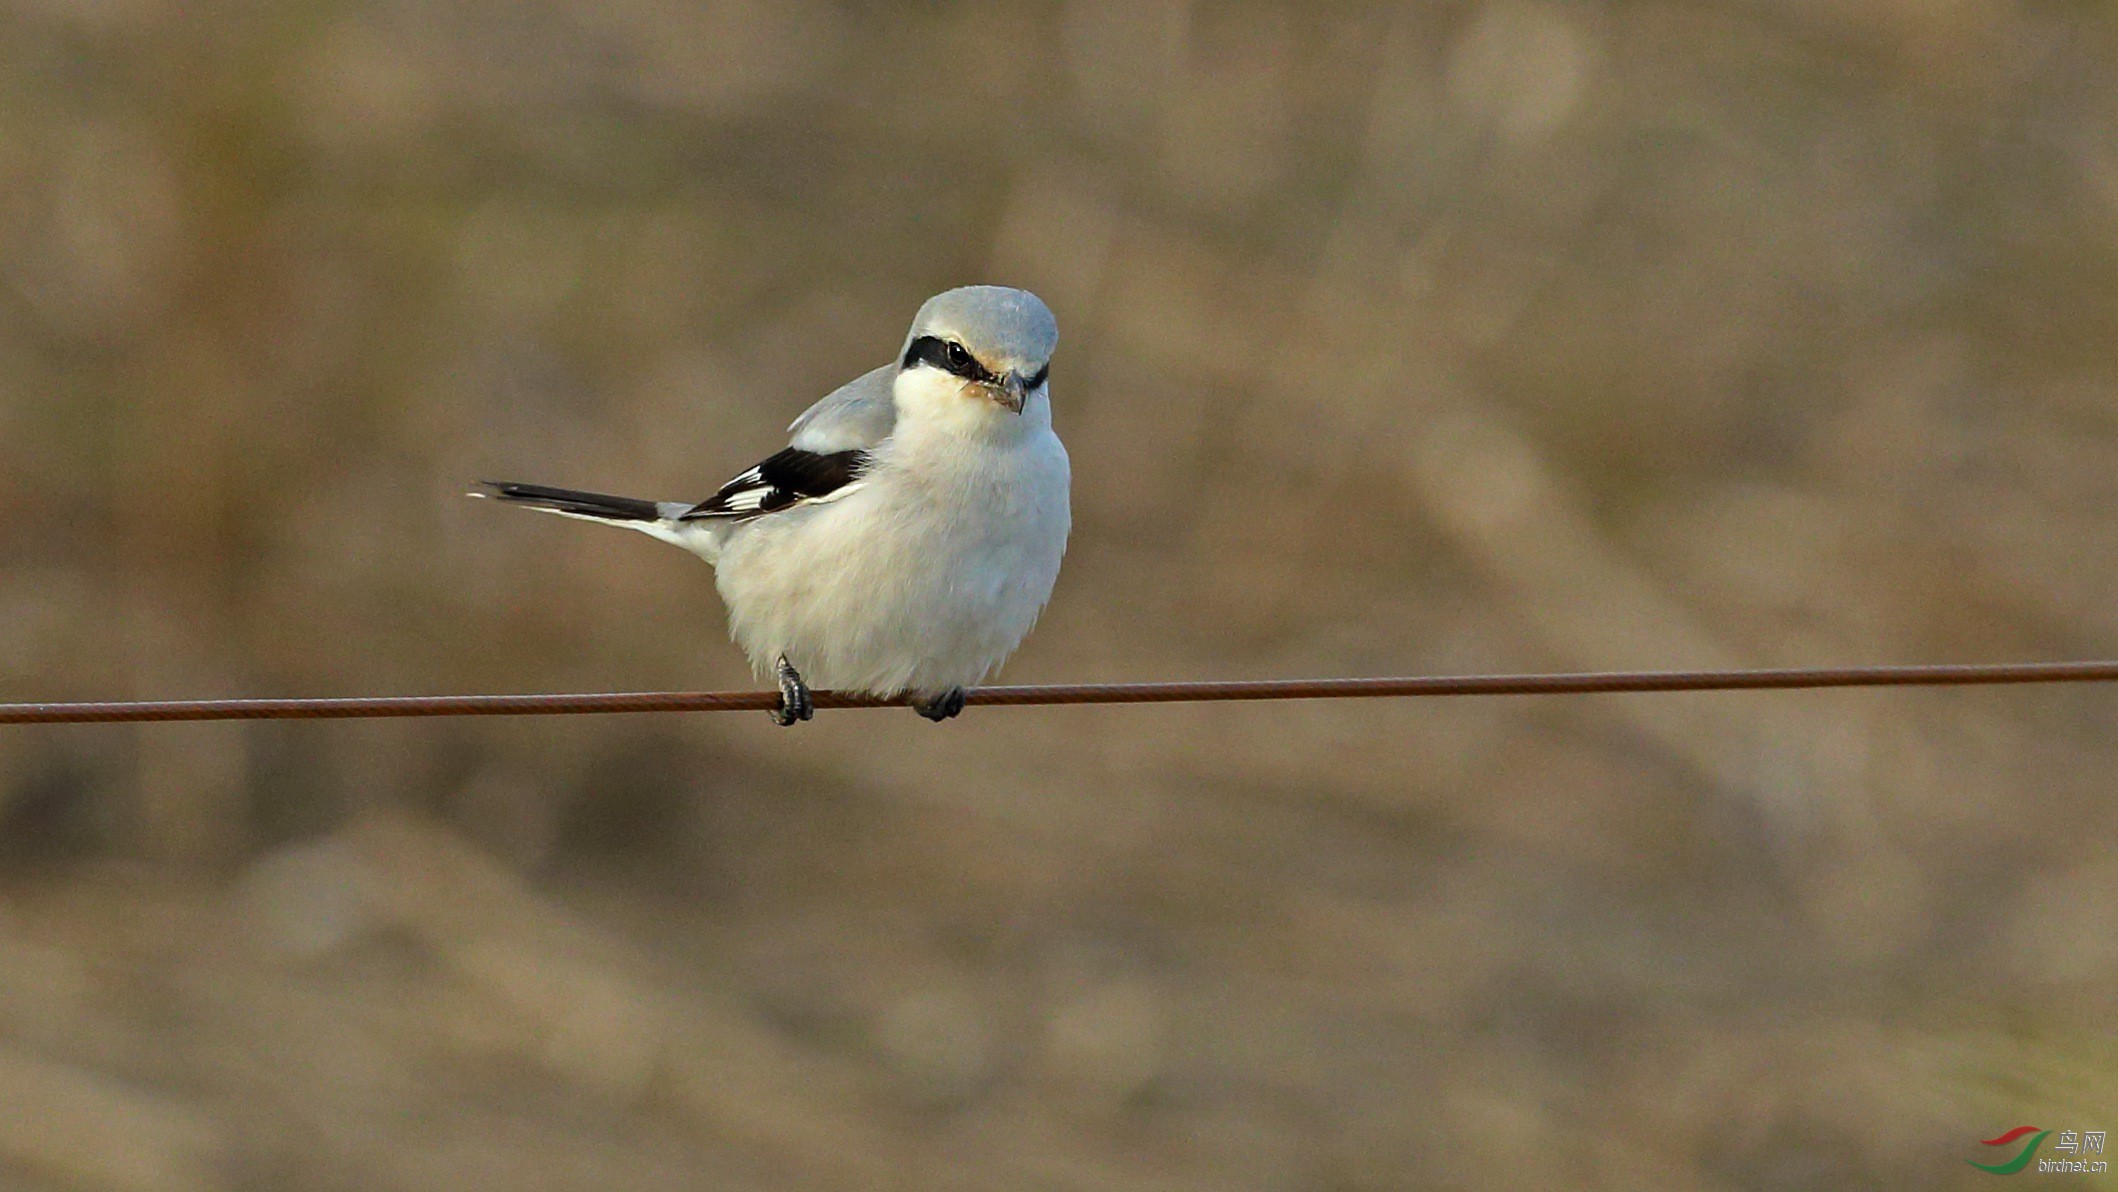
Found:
[3,660,2116,724]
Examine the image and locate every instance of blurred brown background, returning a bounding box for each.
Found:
[1,0,2115,1188]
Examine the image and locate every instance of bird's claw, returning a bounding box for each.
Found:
[914,688,967,723]
[772,656,814,726]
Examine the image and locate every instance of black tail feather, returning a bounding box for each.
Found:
[473,481,662,522]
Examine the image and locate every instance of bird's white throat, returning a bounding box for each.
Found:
[891,366,1047,445]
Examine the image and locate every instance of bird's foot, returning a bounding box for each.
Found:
[771,656,814,726]
[913,688,967,723]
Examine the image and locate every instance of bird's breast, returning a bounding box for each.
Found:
[713,430,1070,695]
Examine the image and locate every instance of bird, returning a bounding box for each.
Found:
[472,285,1070,726]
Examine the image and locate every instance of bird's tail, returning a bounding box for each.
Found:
[470,481,719,558]
[472,481,667,522]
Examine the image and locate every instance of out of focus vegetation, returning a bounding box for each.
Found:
[1,1,2115,1188]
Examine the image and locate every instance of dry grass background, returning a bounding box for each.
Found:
[1,0,2115,1188]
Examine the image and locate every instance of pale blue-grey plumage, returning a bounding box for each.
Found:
[474,285,1070,723]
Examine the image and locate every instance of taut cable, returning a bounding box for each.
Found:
[3,660,2117,724]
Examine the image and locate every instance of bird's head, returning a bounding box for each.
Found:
[894,286,1058,430]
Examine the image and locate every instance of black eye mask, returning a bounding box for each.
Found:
[903,335,996,384]
[903,336,1047,391]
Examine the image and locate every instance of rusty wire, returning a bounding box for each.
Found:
[2,660,2116,724]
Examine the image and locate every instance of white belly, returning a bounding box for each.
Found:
[710,430,1070,697]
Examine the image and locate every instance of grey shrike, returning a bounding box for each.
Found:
[474,285,1070,726]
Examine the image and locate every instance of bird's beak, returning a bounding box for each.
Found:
[992,372,1028,414]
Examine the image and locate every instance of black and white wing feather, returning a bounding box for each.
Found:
[680,447,867,520]
[483,365,891,529]
[681,364,895,521]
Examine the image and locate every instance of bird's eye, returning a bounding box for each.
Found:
[945,342,972,373]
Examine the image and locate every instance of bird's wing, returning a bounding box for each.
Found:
[679,366,895,522]
[679,446,868,521]
[784,364,897,453]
